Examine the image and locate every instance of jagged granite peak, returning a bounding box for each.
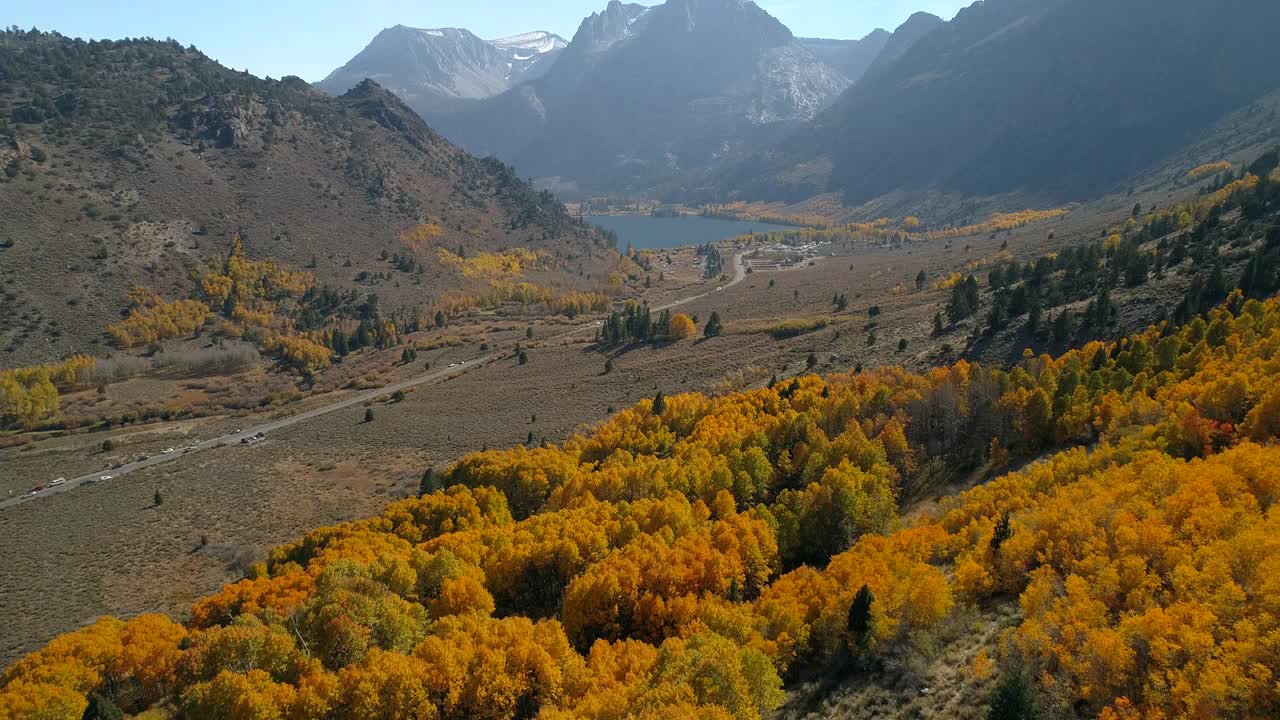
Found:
[316,25,568,112]
[570,1,651,52]
[424,0,850,193]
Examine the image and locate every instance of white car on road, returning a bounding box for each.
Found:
[99,475,113,482]
[49,478,66,486]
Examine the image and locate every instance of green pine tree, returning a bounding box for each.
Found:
[82,694,124,720]
[847,584,874,648]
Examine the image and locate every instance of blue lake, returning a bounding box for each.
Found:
[585,215,795,250]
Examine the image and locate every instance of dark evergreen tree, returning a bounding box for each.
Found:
[82,694,124,720]
[847,584,874,648]
[988,673,1039,720]
[990,512,1012,554]
[704,311,723,339]
[1052,310,1072,345]
[947,276,981,324]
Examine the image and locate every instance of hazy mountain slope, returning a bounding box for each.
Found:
[0,30,610,366]
[856,11,943,84]
[797,30,890,86]
[429,0,850,194]
[725,0,1280,206]
[315,26,567,113]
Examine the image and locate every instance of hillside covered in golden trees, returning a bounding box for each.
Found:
[5,284,1280,719]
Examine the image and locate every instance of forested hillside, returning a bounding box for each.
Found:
[8,11,1280,720]
[6,198,1280,716]
[0,30,614,366]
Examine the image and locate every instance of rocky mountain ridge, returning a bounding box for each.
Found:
[316,25,567,113]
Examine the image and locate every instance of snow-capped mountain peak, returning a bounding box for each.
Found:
[318,27,569,108]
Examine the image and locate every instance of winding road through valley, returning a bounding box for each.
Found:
[0,253,747,511]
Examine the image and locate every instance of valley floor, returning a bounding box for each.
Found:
[0,189,1214,665]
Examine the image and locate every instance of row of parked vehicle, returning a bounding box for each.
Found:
[20,477,67,499]
[20,440,211,501]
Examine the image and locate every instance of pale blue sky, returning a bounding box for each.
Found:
[7,0,969,82]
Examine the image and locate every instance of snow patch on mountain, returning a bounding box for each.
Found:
[318,26,569,107]
[492,31,569,55]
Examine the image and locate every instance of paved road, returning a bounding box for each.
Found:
[1,253,746,511]
[654,251,746,311]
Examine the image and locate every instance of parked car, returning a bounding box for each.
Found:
[82,478,99,486]
[49,478,66,486]
[99,475,113,482]
[162,447,175,454]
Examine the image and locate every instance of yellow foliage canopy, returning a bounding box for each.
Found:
[14,294,1280,718]
[435,248,544,281]
[108,286,211,348]
[668,314,696,340]
[1186,160,1232,180]
[0,356,95,427]
[399,221,445,253]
